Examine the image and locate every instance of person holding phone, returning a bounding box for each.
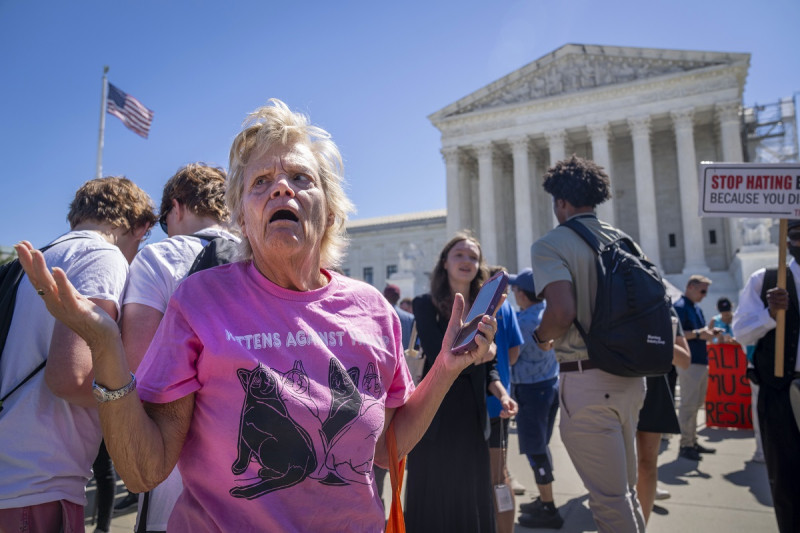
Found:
[405,232,517,533]
[708,297,735,344]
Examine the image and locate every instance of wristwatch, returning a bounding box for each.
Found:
[532,328,545,345]
[92,372,136,403]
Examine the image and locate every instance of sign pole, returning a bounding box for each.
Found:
[775,219,787,377]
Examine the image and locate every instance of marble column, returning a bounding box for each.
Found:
[442,147,464,237]
[588,122,615,225]
[672,107,708,273]
[717,101,745,255]
[545,130,567,228]
[511,136,535,272]
[627,115,662,268]
[475,141,498,264]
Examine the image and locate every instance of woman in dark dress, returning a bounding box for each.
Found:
[405,231,514,533]
[635,307,691,523]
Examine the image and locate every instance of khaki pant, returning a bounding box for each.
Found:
[559,368,646,533]
[677,363,709,448]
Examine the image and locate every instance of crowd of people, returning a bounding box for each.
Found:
[0,98,796,533]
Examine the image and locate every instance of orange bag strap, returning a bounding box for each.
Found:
[384,418,406,533]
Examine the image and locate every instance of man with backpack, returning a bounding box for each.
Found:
[119,163,238,532]
[732,219,800,533]
[530,156,648,533]
[0,177,156,532]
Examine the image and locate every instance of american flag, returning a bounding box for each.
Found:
[106,83,154,139]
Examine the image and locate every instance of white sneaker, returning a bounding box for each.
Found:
[655,486,671,500]
[509,476,526,495]
[751,452,765,463]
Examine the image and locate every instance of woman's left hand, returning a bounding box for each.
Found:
[437,293,504,375]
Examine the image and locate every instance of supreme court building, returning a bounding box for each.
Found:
[344,44,793,305]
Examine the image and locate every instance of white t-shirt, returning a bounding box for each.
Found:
[0,230,128,508]
[123,228,238,531]
[124,229,239,312]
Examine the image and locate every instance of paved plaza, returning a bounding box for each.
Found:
[85,406,777,533]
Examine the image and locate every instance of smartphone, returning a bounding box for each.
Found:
[450,271,508,355]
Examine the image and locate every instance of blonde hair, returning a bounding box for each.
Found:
[227,99,354,268]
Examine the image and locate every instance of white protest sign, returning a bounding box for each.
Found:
[698,162,800,218]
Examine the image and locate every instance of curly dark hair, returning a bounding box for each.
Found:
[542,155,611,208]
[429,230,489,320]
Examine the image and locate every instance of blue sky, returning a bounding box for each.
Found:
[1,0,798,248]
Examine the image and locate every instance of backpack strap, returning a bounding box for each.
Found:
[561,218,601,254]
[0,360,46,413]
[0,235,86,399]
[136,491,150,533]
[559,219,597,346]
[191,231,218,243]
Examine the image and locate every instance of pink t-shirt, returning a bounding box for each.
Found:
[137,262,414,532]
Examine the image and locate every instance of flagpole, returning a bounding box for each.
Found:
[96,66,109,179]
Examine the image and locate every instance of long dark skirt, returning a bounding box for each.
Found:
[404,376,496,533]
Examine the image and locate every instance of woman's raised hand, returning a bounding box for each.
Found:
[438,292,504,374]
[15,241,120,349]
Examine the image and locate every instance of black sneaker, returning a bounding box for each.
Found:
[679,446,702,461]
[694,442,717,454]
[113,492,138,513]
[518,507,564,529]
[519,496,545,514]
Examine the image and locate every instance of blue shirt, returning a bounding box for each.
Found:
[511,301,559,385]
[393,305,415,350]
[486,301,524,418]
[710,314,733,344]
[674,295,708,365]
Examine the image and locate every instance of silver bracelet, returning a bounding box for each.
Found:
[92,372,136,403]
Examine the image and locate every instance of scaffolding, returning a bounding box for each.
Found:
[743,95,799,163]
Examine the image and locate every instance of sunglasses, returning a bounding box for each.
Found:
[699,289,707,295]
[789,232,800,243]
[159,206,172,234]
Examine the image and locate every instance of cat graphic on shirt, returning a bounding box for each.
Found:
[230,363,317,500]
[319,361,385,486]
[231,357,385,497]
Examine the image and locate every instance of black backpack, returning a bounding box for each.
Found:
[186,233,239,276]
[562,218,674,377]
[0,236,82,411]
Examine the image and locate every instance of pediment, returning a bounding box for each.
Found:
[430,44,749,122]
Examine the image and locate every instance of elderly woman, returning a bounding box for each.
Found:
[16,99,498,532]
